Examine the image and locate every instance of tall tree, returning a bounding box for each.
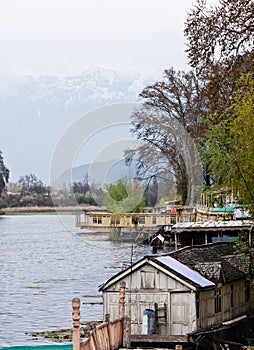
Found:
[0,151,9,195]
[126,68,205,205]
[18,174,47,195]
[185,0,254,115]
[203,73,254,215]
[227,74,254,213]
[184,0,254,74]
[185,0,254,205]
[203,53,254,116]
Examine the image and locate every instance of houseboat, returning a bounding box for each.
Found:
[75,207,197,233]
[156,220,254,251]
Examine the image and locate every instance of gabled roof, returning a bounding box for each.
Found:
[99,243,249,292]
[99,254,215,292]
[153,256,215,289]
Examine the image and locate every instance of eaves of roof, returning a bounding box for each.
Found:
[99,254,215,292]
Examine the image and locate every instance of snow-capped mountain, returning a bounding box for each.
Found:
[9,68,154,116]
[1,68,157,183]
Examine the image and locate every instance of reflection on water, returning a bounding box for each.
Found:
[0,215,150,347]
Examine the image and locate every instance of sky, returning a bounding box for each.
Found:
[0,0,198,184]
[0,0,194,78]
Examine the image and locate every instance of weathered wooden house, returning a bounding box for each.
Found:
[99,242,253,347]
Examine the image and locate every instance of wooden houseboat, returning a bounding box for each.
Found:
[168,220,254,250]
[98,242,254,348]
[75,207,197,233]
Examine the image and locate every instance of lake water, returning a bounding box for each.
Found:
[0,214,150,348]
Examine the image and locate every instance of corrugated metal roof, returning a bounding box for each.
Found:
[172,220,253,231]
[154,256,215,289]
[211,206,236,213]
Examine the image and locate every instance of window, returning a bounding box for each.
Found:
[171,217,176,224]
[214,287,222,313]
[132,217,138,225]
[140,270,155,289]
[139,216,145,225]
[152,216,157,225]
[93,216,102,224]
[245,280,250,302]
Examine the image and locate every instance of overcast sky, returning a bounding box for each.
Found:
[1,0,200,184]
[0,0,195,79]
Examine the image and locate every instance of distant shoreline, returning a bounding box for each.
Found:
[0,205,104,215]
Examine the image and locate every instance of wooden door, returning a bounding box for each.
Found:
[127,292,169,335]
[170,292,191,335]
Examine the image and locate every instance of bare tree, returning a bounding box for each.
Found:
[18,174,47,195]
[126,68,205,205]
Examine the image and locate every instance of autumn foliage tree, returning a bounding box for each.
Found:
[184,0,254,74]
[204,74,254,211]
[185,0,254,115]
[184,0,254,213]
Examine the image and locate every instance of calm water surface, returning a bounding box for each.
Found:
[0,215,150,347]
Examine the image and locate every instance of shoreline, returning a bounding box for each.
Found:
[29,321,102,343]
[0,205,104,216]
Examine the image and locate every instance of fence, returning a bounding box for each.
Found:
[72,282,130,350]
[80,316,130,350]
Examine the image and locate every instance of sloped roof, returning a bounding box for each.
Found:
[169,242,234,263]
[193,262,222,283]
[154,256,214,289]
[99,242,249,292]
[99,253,215,292]
[169,242,249,283]
[172,220,252,232]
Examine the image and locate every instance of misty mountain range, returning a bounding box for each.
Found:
[6,68,153,116]
[54,158,138,188]
[1,68,157,183]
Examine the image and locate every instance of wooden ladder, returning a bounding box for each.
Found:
[154,302,167,333]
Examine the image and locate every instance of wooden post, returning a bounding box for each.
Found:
[122,316,131,348]
[119,281,131,348]
[72,298,81,350]
[119,281,126,318]
[174,231,178,251]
